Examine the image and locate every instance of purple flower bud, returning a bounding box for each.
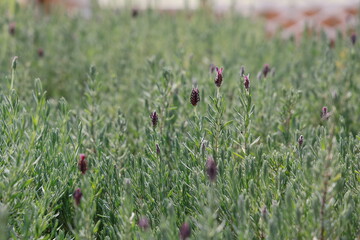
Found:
[214,67,223,87]
[9,22,16,36]
[124,178,131,186]
[150,111,158,128]
[351,33,357,45]
[73,188,82,206]
[179,222,191,240]
[240,66,245,76]
[243,74,250,90]
[138,217,150,230]
[132,8,139,18]
[78,154,87,174]
[298,135,304,147]
[263,64,270,78]
[210,64,216,73]
[329,39,335,49]
[206,156,217,182]
[190,88,200,106]
[321,106,331,120]
[38,48,44,58]
[156,143,161,155]
[261,206,268,219]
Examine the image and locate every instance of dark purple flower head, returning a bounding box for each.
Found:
[73,188,82,206]
[210,64,216,73]
[156,143,161,155]
[78,154,87,174]
[38,48,44,58]
[298,135,304,147]
[240,66,245,77]
[132,8,139,18]
[214,67,223,87]
[351,33,357,45]
[138,217,150,230]
[179,222,191,240]
[190,88,200,106]
[206,156,217,182]
[321,106,331,120]
[9,22,16,36]
[150,111,158,128]
[243,74,250,90]
[261,206,268,219]
[263,64,270,78]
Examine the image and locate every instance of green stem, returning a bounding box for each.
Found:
[11,69,15,90]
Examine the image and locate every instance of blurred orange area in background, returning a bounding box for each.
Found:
[258,3,359,41]
[19,0,359,41]
[19,0,90,14]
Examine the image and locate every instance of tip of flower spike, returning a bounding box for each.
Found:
[298,135,304,146]
[206,156,217,182]
[214,66,224,87]
[243,74,250,90]
[73,188,82,206]
[9,22,16,36]
[179,222,191,240]
[351,33,357,45]
[78,154,87,174]
[150,111,158,128]
[263,64,270,77]
[138,217,150,230]
[321,106,331,120]
[37,48,44,58]
[12,56,18,70]
[190,88,200,106]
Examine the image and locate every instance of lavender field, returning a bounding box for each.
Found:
[0,1,360,239]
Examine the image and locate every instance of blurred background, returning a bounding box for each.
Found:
[16,0,360,39]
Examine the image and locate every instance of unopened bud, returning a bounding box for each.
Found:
[190,88,200,106]
[179,222,191,240]
[11,56,18,70]
[73,188,83,206]
[150,111,158,128]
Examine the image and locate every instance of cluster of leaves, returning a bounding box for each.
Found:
[0,1,359,239]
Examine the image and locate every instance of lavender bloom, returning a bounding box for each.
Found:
[243,74,250,90]
[206,156,217,182]
[78,154,87,174]
[150,111,158,128]
[179,222,191,240]
[263,64,270,78]
[261,206,268,220]
[298,135,304,147]
[351,33,357,45]
[73,188,83,206]
[138,217,150,230]
[38,48,44,58]
[132,8,139,18]
[240,66,245,76]
[190,88,200,106]
[321,106,331,120]
[156,144,161,155]
[9,22,15,36]
[214,67,223,87]
[209,64,216,73]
